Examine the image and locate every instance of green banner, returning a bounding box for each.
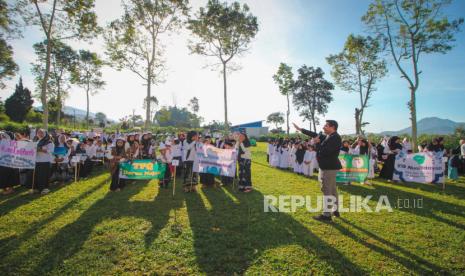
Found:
[336,154,369,183]
[119,160,166,180]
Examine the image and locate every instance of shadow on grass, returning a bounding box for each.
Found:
[337,182,465,230]
[0,169,108,216]
[185,185,366,275]
[0,176,110,258]
[3,179,182,275]
[387,178,465,200]
[333,217,447,274]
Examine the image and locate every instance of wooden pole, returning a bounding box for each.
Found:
[74,162,77,182]
[30,168,36,193]
[189,164,194,192]
[172,166,176,198]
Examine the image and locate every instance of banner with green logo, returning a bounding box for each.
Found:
[119,160,166,180]
[336,154,369,183]
[393,152,444,184]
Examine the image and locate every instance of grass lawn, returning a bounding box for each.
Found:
[1,142,464,275]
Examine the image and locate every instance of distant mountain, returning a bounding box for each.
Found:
[35,105,115,122]
[380,117,465,136]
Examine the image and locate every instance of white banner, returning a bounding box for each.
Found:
[0,140,37,169]
[193,144,237,177]
[393,151,444,184]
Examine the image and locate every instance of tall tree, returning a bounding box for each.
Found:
[266,112,285,130]
[327,34,387,135]
[362,0,463,151]
[16,0,100,129]
[72,50,105,127]
[5,77,33,122]
[273,63,294,135]
[188,0,258,128]
[155,106,202,128]
[143,96,159,124]
[32,40,78,125]
[105,0,188,130]
[95,112,107,127]
[293,66,334,132]
[188,97,199,114]
[0,0,19,88]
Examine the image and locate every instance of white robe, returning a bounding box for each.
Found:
[303,151,317,176]
[279,148,290,168]
[289,147,296,169]
[267,143,274,165]
[270,146,280,167]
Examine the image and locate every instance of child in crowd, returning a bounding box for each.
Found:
[158,143,172,189]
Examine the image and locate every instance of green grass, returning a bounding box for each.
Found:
[1,142,464,275]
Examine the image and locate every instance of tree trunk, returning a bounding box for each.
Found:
[222,62,228,129]
[56,89,61,126]
[145,75,151,130]
[355,108,361,135]
[86,88,90,128]
[41,38,53,129]
[409,88,417,152]
[286,94,290,135]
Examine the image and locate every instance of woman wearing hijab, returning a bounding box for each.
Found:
[236,132,252,193]
[199,136,215,188]
[110,138,129,191]
[158,142,172,189]
[140,133,154,159]
[183,131,199,192]
[33,129,55,194]
[294,142,306,175]
[51,134,71,184]
[0,132,20,195]
[379,136,402,181]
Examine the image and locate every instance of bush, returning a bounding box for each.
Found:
[0,113,10,123]
[25,110,43,123]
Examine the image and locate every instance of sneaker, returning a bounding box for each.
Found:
[41,189,50,195]
[313,214,332,222]
[333,211,340,218]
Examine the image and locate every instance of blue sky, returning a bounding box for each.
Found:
[1,0,464,134]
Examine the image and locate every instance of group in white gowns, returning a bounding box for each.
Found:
[303,146,318,177]
[279,144,290,169]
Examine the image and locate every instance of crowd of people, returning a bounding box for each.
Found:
[266,134,465,183]
[0,129,254,195]
[1,126,464,198]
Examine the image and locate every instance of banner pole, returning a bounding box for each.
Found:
[172,166,176,198]
[31,168,36,193]
[189,165,194,192]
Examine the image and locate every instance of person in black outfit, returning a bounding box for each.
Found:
[293,120,342,221]
[379,136,402,181]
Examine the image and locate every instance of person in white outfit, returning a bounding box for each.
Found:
[279,143,290,169]
[270,142,280,167]
[303,145,317,177]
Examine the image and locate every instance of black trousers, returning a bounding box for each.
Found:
[238,158,252,190]
[159,165,172,188]
[200,173,215,186]
[34,162,51,191]
[183,161,198,186]
[110,167,125,191]
[0,166,19,189]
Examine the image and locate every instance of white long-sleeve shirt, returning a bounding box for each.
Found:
[184,141,198,162]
